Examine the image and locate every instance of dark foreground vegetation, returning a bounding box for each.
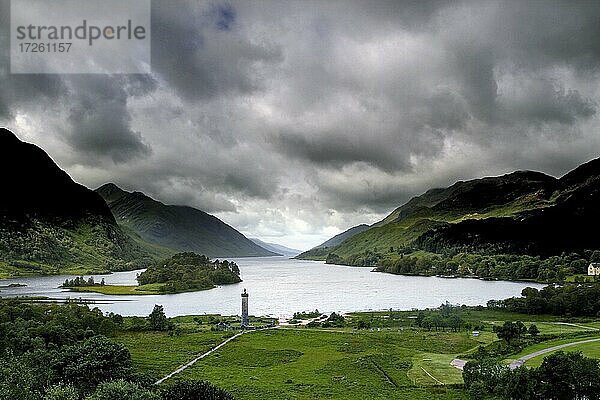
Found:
[0,300,233,400]
[137,252,242,293]
[489,283,600,317]
[464,351,600,400]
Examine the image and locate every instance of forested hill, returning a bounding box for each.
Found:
[0,128,154,276]
[298,157,600,269]
[137,252,242,293]
[96,183,277,258]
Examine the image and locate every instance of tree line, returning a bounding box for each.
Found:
[0,299,233,400]
[463,350,600,400]
[488,283,600,317]
[331,249,600,283]
[62,276,106,288]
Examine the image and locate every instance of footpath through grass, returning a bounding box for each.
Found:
[118,326,478,399]
[177,328,473,399]
[114,308,600,400]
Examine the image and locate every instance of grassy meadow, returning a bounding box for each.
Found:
[110,308,598,399]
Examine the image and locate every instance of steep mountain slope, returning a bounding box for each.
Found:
[296,224,370,259]
[96,184,277,258]
[0,128,154,277]
[249,238,301,256]
[306,159,600,262]
[416,159,600,256]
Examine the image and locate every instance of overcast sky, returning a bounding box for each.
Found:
[2,0,600,250]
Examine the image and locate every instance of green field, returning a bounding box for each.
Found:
[116,330,233,377]
[485,320,597,335]
[118,324,482,399]
[113,308,600,400]
[68,283,166,295]
[177,328,474,399]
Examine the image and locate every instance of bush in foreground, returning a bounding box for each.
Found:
[85,380,160,400]
[161,380,235,400]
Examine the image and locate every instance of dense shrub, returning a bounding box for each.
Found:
[161,380,234,400]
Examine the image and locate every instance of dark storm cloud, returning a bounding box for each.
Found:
[500,79,596,126]
[485,1,600,72]
[273,132,413,173]
[3,0,600,248]
[0,1,66,119]
[150,0,282,101]
[65,76,154,163]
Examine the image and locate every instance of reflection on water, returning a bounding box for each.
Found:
[0,257,544,317]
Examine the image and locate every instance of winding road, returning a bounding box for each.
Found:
[450,337,600,371]
[508,337,600,369]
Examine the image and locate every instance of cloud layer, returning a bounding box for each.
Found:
[2,0,600,249]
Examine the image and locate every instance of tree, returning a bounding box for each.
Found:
[44,384,78,400]
[528,324,539,336]
[537,351,600,400]
[161,380,234,400]
[497,367,538,400]
[494,321,522,346]
[355,320,370,330]
[463,357,507,393]
[0,352,41,400]
[85,380,160,400]
[52,336,133,394]
[148,305,170,331]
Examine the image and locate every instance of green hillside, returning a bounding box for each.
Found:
[298,160,600,280]
[96,184,277,258]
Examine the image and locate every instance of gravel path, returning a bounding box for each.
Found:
[154,331,246,385]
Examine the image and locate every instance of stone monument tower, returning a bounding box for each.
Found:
[241,288,249,327]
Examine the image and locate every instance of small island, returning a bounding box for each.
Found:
[63,252,242,295]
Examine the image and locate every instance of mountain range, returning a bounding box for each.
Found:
[96,184,276,258]
[0,128,156,277]
[3,125,599,277]
[249,238,301,256]
[298,158,600,262]
[0,128,276,277]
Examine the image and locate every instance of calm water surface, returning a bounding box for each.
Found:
[0,257,544,317]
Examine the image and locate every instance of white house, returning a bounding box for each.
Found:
[588,263,600,276]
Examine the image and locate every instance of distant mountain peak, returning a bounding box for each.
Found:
[96,184,277,258]
[559,156,600,187]
[249,238,301,256]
